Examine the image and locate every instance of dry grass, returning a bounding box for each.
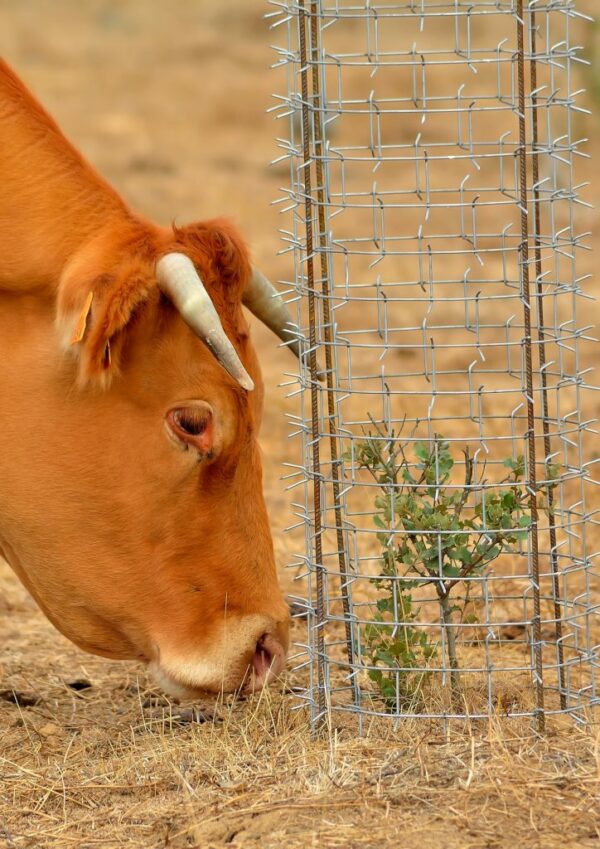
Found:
[0,0,599,846]
[1,629,599,849]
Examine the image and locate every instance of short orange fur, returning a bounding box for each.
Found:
[0,59,289,695]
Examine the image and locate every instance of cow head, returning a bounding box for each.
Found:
[0,217,294,698]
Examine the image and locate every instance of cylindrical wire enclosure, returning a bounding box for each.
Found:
[270,0,598,731]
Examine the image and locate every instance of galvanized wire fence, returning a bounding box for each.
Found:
[269,0,598,731]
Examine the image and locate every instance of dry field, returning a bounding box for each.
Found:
[0,1,599,847]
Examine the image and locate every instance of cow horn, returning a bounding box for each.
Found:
[156,252,254,392]
[243,269,300,359]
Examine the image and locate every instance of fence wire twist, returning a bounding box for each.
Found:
[270,0,598,731]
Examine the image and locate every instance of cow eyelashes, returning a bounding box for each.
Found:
[172,408,208,437]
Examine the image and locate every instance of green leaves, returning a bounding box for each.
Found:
[351,428,551,713]
[454,546,472,565]
[518,514,531,527]
[503,454,525,479]
[361,605,434,711]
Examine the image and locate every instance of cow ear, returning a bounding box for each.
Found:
[57,260,156,389]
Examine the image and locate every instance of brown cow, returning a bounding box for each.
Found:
[0,59,297,698]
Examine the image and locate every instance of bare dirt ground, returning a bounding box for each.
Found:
[0,1,598,847]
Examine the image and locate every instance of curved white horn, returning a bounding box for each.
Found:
[156,253,254,392]
[243,269,300,359]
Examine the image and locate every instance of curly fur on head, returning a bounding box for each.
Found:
[56,217,252,390]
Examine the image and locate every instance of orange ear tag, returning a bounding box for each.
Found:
[69,292,94,345]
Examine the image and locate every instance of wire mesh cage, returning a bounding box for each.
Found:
[269,0,598,731]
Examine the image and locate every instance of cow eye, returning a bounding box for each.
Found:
[166,404,214,455]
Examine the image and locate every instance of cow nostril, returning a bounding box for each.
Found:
[251,632,284,687]
[252,634,273,679]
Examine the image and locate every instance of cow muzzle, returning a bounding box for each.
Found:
[149,613,290,699]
